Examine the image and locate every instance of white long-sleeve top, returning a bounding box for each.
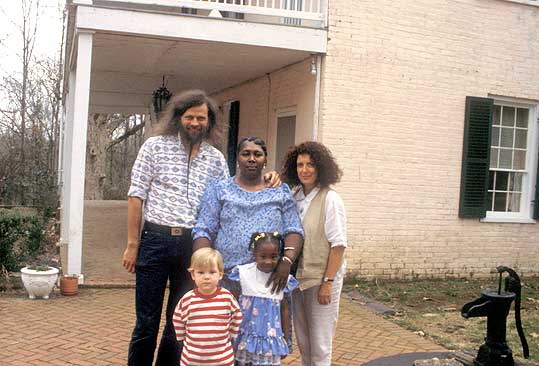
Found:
[294,186,347,248]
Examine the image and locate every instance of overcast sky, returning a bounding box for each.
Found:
[0,0,65,77]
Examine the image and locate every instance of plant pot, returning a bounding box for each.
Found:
[60,275,79,296]
[20,266,59,299]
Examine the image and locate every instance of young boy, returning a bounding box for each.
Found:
[172,248,242,366]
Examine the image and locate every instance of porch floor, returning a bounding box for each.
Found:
[82,200,135,286]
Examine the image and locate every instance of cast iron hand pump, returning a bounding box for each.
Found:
[461,266,529,366]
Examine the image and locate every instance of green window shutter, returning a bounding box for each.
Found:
[534,148,539,220]
[459,96,493,218]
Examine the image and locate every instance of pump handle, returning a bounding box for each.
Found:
[496,266,529,359]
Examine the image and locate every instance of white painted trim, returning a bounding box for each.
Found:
[530,105,539,219]
[277,107,297,118]
[66,32,93,276]
[57,110,65,188]
[77,0,325,21]
[60,72,77,247]
[176,0,323,21]
[320,0,328,27]
[496,0,539,7]
[488,94,539,106]
[70,29,96,72]
[75,6,327,53]
[312,54,321,141]
[480,217,537,224]
[485,98,539,222]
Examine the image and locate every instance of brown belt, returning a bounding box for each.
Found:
[143,221,192,237]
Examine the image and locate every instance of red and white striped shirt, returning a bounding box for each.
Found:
[173,287,242,366]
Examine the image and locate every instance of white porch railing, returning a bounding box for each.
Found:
[86,0,327,27]
[186,0,324,17]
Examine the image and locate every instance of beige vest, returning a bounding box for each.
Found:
[296,188,330,290]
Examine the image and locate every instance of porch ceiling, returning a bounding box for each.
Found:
[89,32,311,113]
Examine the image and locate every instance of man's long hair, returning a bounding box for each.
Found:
[153,89,224,145]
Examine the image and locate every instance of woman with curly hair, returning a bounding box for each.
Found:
[281,141,347,366]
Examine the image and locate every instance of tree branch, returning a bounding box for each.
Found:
[107,121,145,149]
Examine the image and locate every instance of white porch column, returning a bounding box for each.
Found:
[60,71,76,245]
[57,110,65,188]
[66,31,93,279]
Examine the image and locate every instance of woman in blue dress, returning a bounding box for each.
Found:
[192,136,303,296]
[229,231,298,366]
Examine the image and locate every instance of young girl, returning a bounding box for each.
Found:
[229,231,298,366]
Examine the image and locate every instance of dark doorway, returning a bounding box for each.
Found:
[276,114,296,170]
[227,101,240,176]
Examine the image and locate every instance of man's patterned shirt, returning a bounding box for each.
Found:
[128,135,229,228]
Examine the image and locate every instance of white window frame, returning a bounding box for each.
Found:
[277,107,297,119]
[482,97,539,223]
[498,0,539,8]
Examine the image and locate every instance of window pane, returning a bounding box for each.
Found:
[509,172,523,192]
[516,108,528,128]
[493,105,501,125]
[488,171,495,190]
[494,192,507,211]
[490,148,498,168]
[507,193,521,212]
[515,129,527,149]
[495,171,509,190]
[502,106,515,126]
[500,128,514,148]
[513,150,526,170]
[487,192,494,211]
[491,126,500,147]
[499,149,512,169]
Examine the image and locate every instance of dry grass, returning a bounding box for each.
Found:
[344,277,539,365]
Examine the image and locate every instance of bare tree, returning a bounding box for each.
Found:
[1,1,144,204]
[19,0,40,204]
[85,113,146,200]
[86,113,121,200]
[0,0,64,208]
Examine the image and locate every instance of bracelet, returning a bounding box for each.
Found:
[282,256,293,265]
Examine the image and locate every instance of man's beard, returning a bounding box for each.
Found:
[179,124,208,146]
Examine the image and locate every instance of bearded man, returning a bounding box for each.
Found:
[122,90,230,366]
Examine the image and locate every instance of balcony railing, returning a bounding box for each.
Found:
[93,0,327,28]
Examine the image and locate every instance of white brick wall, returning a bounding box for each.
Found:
[210,0,539,280]
[320,0,539,279]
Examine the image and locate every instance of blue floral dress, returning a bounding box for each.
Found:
[229,263,299,366]
[192,177,304,271]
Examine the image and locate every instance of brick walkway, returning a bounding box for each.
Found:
[29,201,448,365]
[0,288,445,365]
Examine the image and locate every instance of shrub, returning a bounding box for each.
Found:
[0,209,45,272]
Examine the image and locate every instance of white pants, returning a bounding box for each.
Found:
[292,273,343,366]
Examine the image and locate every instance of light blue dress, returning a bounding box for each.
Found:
[229,263,299,366]
[192,177,304,271]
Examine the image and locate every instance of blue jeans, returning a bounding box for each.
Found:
[127,227,193,366]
